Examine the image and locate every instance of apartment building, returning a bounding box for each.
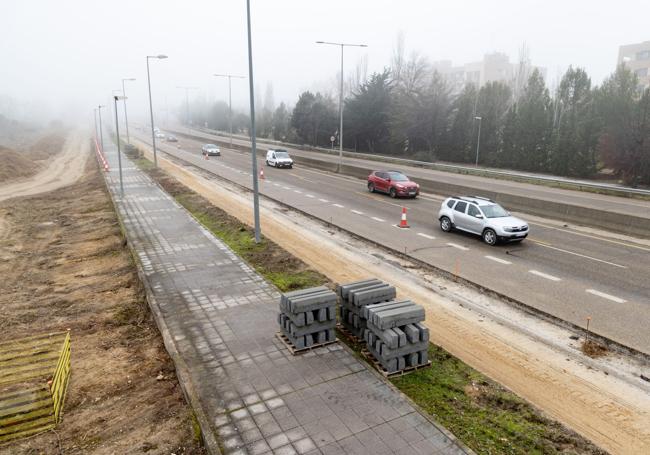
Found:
[618,40,650,89]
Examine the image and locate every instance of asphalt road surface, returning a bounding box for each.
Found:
[135,130,650,354]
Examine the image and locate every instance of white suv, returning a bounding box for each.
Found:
[437,196,529,245]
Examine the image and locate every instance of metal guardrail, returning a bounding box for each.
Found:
[187,126,650,198]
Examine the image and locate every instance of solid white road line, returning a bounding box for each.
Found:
[417,233,436,240]
[351,210,364,215]
[333,203,345,208]
[447,243,469,251]
[485,255,512,265]
[371,217,386,222]
[529,270,562,281]
[586,289,627,303]
[531,241,628,269]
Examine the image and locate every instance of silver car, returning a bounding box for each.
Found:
[201,144,221,156]
[437,196,529,245]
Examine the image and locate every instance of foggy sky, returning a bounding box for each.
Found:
[1,0,648,125]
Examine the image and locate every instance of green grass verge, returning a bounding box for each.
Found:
[131,153,605,455]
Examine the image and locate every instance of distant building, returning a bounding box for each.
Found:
[433,52,546,94]
[618,41,650,90]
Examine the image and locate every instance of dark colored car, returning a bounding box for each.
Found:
[367,171,420,198]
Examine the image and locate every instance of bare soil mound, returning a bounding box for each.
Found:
[0,146,41,183]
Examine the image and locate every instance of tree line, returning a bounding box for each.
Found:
[187,59,650,186]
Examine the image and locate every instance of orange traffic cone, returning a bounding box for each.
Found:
[398,207,410,228]
[259,169,265,180]
[204,153,209,160]
[103,162,109,172]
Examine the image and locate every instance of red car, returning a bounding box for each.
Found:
[367,170,420,198]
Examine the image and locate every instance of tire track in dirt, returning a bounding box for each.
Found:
[0,131,89,202]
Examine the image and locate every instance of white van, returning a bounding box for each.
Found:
[266,149,293,169]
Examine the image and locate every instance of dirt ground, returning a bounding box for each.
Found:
[136,143,650,455]
[0,135,204,454]
[0,134,65,184]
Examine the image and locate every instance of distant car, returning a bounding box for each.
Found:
[201,144,221,156]
[153,127,160,133]
[266,149,293,168]
[166,135,178,142]
[155,132,165,139]
[437,196,529,246]
[367,170,419,198]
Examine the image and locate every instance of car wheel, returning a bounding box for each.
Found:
[368,182,375,193]
[266,160,269,166]
[389,188,397,198]
[483,229,497,246]
[440,216,452,232]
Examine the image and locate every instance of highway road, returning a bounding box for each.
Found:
[135,130,650,354]
[171,126,650,228]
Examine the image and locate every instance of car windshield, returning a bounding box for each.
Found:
[387,172,409,181]
[275,152,289,158]
[481,204,509,218]
[206,144,217,149]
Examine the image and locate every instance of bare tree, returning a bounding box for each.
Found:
[390,31,406,85]
[512,42,532,102]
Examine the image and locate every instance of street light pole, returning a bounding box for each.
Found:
[246,0,261,243]
[146,54,168,167]
[97,105,105,153]
[93,108,99,143]
[121,78,136,144]
[316,40,368,172]
[113,95,127,197]
[214,74,245,150]
[474,116,482,166]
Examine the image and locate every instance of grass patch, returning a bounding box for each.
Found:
[132,153,606,455]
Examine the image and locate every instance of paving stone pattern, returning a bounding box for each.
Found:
[100,146,470,454]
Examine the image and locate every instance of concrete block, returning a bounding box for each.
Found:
[351,285,397,307]
[289,291,337,313]
[415,322,430,342]
[407,352,419,367]
[404,324,419,343]
[371,305,425,330]
[289,319,336,337]
[397,356,406,371]
[393,327,407,347]
[376,340,429,360]
[317,307,327,322]
[419,350,428,364]
[282,286,329,305]
[361,300,413,319]
[337,279,382,299]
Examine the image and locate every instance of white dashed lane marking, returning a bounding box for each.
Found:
[417,233,436,240]
[333,204,345,208]
[485,255,512,265]
[586,289,627,303]
[305,194,315,198]
[351,210,364,215]
[529,270,562,281]
[318,198,329,203]
[294,190,302,194]
[371,217,385,222]
[447,243,469,251]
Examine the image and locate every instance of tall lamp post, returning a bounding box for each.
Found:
[246,0,261,243]
[93,108,99,143]
[474,116,482,166]
[121,78,136,143]
[176,86,199,131]
[315,40,367,172]
[113,95,127,197]
[146,54,168,167]
[213,73,245,150]
[97,105,105,153]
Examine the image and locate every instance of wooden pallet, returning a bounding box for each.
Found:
[361,348,432,378]
[335,323,364,344]
[275,332,337,356]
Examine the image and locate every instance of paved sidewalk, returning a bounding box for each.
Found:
[100,142,470,455]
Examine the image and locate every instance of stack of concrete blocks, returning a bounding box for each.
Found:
[277,286,336,350]
[338,279,397,339]
[363,300,429,373]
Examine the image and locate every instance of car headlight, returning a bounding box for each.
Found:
[503,227,515,232]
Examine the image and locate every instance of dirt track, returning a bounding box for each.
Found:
[0,131,89,202]
[0,136,203,453]
[145,146,650,455]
